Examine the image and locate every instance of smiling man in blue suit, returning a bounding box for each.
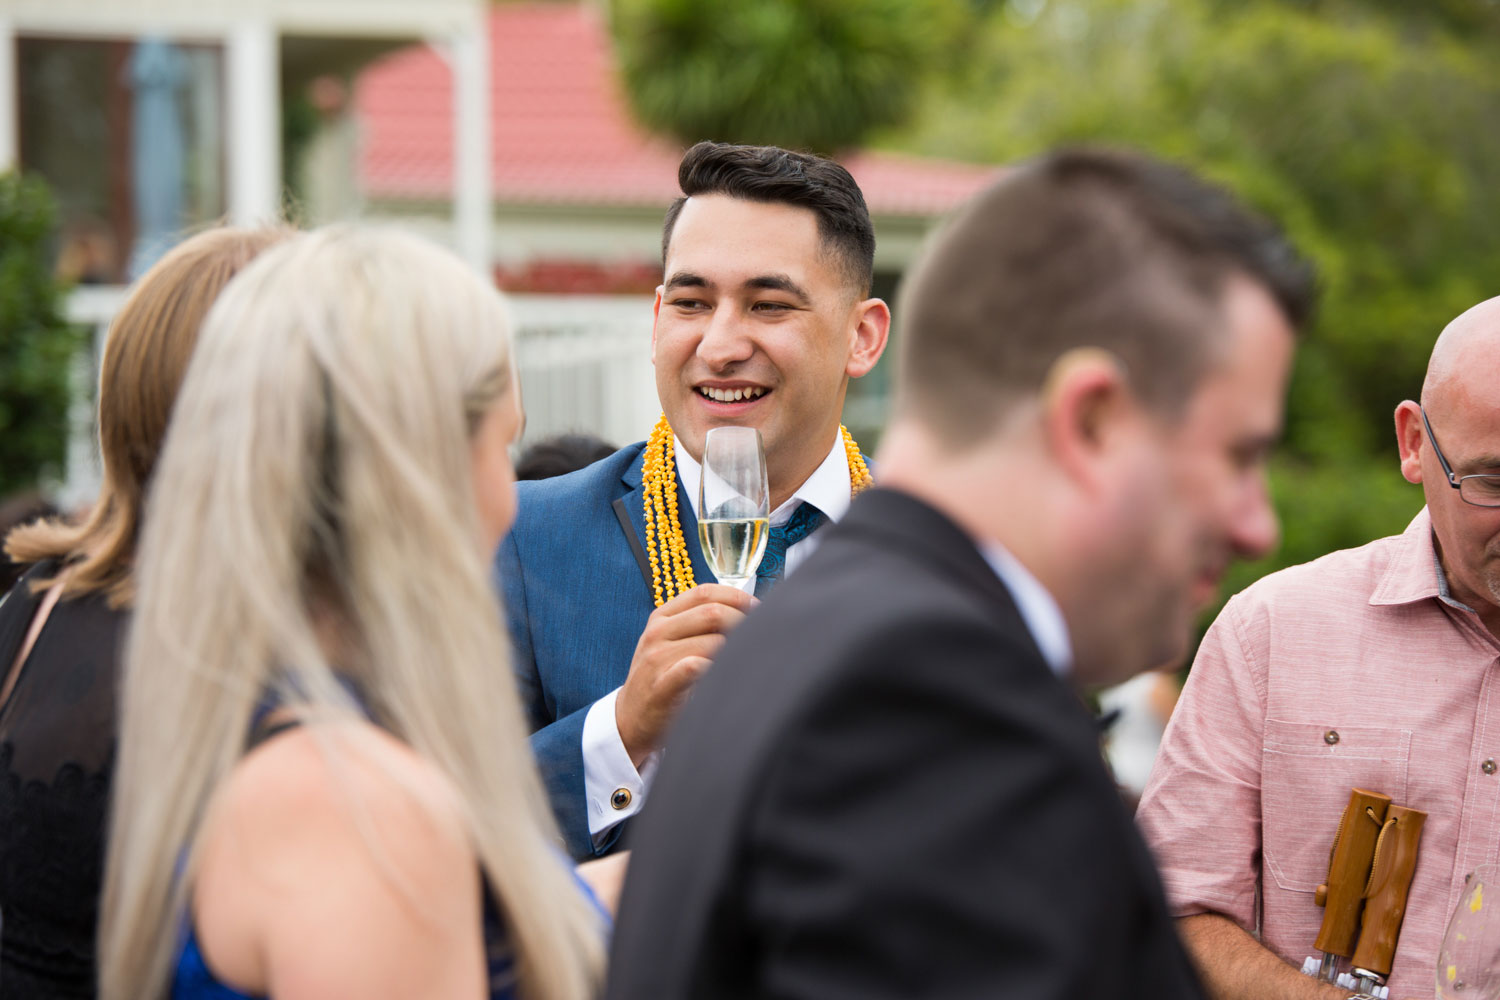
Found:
[494,141,892,859]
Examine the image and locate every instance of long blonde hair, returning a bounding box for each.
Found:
[6,227,293,605]
[99,227,604,999]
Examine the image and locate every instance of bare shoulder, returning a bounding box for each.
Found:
[193,719,485,999]
[225,718,468,835]
[200,718,473,885]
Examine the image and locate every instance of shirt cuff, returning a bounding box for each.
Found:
[582,688,660,843]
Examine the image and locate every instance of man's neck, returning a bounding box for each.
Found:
[876,421,1067,594]
[769,474,810,513]
[768,435,842,511]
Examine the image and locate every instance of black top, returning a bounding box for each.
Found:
[0,560,127,999]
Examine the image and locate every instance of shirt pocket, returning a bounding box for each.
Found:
[1261,720,1411,893]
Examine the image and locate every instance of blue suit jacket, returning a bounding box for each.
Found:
[494,442,716,859]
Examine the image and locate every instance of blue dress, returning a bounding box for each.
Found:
[170,714,603,998]
[172,889,524,999]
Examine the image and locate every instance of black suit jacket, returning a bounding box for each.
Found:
[605,488,1205,1000]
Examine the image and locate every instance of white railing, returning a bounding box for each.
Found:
[58,287,127,509]
[59,288,659,504]
[508,294,659,454]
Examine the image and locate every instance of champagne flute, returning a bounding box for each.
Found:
[1438,865,1500,999]
[697,426,770,588]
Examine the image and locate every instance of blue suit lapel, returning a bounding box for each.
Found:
[615,449,716,592]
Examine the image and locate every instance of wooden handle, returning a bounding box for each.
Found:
[1314,788,1392,958]
[1350,805,1427,977]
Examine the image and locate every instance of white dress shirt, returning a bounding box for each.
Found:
[979,541,1073,677]
[581,434,853,843]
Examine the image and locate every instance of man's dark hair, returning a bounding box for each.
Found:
[896,147,1316,445]
[515,434,617,481]
[661,141,877,296]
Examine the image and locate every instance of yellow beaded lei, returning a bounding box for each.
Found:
[642,414,873,607]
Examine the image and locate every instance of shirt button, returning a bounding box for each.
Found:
[1324,730,1340,745]
[611,788,633,809]
[1484,759,1497,775]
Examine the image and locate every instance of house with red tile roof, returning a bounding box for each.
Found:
[4,0,494,505]
[349,1,999,296]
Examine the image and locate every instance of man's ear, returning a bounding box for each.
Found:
[845,298,892,379]
[650,285,665,365]
[1394,400,1426,485]
[1041,348,1135,494]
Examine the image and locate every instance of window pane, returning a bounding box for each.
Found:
[19,36,226,284]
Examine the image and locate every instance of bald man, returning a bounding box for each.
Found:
[1137,297,1500,1000]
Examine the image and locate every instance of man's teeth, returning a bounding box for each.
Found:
[699,386,767,402]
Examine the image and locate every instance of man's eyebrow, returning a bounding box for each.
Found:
[1244,429,1282,451]
[663,271,711,292]
[1456,453,1500,474]
[1228,429,1280,462]
[745,274,810,303]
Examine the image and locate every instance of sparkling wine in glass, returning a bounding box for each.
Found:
[697,426,770,587]
[1438,865,1500,999]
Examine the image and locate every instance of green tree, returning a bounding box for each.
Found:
[891,0,1500,590]
[1233,0,1500,39]
[609,0,969,153]
[0,172,82,497]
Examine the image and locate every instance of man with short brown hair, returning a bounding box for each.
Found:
[495,141,890,859]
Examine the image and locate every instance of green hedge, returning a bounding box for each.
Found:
[0,171,83,497]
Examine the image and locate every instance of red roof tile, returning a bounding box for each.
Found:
[354,3,998,216]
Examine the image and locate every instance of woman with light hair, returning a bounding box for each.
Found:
[0,226,291,998]
[98,227,606,1000]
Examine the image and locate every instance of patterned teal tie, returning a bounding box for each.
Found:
[755,502,828,597]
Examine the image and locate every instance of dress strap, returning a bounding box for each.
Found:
[247,674,370,750]
[247,716,303,750]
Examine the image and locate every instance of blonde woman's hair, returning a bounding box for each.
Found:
[6,226,294,605]
[99,227,604,999]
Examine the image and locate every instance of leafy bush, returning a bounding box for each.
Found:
[0,171,82,497]
[610,0,967,153]
[893,0,1500,573]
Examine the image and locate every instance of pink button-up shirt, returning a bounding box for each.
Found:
[1137,508,1500,998]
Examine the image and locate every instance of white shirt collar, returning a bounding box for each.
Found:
[675,433,851,527]
[979,542,1073,677]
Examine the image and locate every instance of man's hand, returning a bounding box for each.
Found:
[616,584,756,767]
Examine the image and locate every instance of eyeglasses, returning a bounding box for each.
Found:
[1419,406,1500,508]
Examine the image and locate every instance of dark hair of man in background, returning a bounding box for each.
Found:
[516,434,618,481]
[660,141,877,296]
[897,148,1315,449]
